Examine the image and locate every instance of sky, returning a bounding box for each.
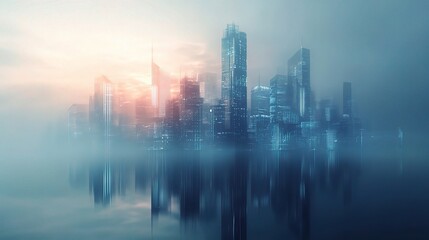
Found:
[1,0,429,142]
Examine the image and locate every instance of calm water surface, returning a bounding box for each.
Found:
[1,136,429,240]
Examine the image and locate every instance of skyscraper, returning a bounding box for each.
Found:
[343,82,352,117]
[250,84,270,145]
[270,74,288,124]
[210,100,226,146]
[269,74,298,124]
[164,98,181,147]
[251,84,270,116]
[288,48,311,120]
[180,77,203,150]
[221,24,247,144]
[91,76,113,143]
[151,48,170,117]
[269,74,300,150]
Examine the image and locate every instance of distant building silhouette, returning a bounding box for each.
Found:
[68,104,89,142]
[164,98,181,147]
[343,82,352,117]
[136,85,156,145]
[198,72,219,105]
[151,50,170,117]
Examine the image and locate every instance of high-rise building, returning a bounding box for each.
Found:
[269,74,300,150]
[91,76,113,144]
[151,49,170,117]
[68,104,89,142]
[269,74,298,124]
[210,100,226,145]
[180,77,203,150]
[250,84,270,145]
[288,47,311,120]
[343,82,352,117]
[198,72,219,105]
[251,84,270,116]
[221,24,247,144]
[270,74,288,124]
[164,98,181,147]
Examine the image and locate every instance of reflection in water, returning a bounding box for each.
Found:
[90,162,111,206]
[70,145,361,240]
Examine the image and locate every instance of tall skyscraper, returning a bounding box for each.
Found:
[151,48,170,117]
[343,82,352,117]
[288,47,311,120]
[221,24,247,144]
[91,76,113,143]
[180,77,203,150]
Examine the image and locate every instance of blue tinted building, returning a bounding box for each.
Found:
[221,24,247,144]
[288,48,311,120]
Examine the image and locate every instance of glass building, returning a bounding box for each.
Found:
[288,47,311,120]
[221,24,247,144]
[180,77,203,150]
[269,74,288,124]
[251,84,270,117]
[91,76,113,143]
[250,84,270,145]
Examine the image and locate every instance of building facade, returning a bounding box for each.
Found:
[221,24,248,144]
[250,84,270,145]
[180,77,203,150]
[288,48,311,120]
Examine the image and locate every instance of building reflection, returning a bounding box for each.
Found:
[89,161,111,206]
[71,144,361,239]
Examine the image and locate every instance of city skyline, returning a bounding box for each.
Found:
[2,1,429,240]
[3,0,429,137]
[67,22,363,154]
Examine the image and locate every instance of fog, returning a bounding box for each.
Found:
[0,1,428,150]
[1,1,429,239]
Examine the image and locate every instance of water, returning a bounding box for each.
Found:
[1,136,428,240]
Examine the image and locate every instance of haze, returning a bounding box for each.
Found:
[0,0,428,149]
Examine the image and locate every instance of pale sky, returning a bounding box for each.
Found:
[1,0,429,137]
